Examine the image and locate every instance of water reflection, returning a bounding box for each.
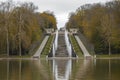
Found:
[74,59,91,80]
[52,59,72,80]
[0,59,53,80]
[51,59,120,80]
[0,60,23,80]
[50,59,92,80]
[0,59,120,80]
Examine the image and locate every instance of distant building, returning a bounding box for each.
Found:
[69,28,78,34]
[45,28,54,34]
[58,27,65,34]
[59,27,65,31]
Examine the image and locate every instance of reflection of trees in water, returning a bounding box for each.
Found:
[4,60,52,80]
[93,59,113,80]
[7,60,22,80]
[72,59,92,80]
[1,59,119,80]
[6,60,33,80]
[32,60,53,80]
[0,60,8,80]
[51,59,92,80]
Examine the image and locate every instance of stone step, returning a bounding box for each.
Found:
[55,32,68,57]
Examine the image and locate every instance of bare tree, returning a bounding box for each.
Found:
[1,0,14,56]
[101,14,115,55]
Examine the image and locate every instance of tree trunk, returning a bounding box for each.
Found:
[19,15,22,56]
[19,25,22,56]
[5,20,9,56]
[108,41,111,55]
[19,36,21,56]
[6,28,9,56]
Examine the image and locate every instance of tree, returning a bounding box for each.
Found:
[0,0,15,56]
[101,14,114,55]
[0,1,57,56]
[66,1,120,54]
[39,11,57,30]
[13,2,38,56]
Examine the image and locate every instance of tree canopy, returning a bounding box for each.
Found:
[0,0,57,56]
[66,1,120,54]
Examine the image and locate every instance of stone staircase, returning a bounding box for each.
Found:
[55,33,68,57]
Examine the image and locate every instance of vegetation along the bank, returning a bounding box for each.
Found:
[0,0,57,56]
[41,35,54,58]
[69,35,83,57]
[66,1,120,55]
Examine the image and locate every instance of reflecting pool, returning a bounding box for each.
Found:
[0,59,120,80]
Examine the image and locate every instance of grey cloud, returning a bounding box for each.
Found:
[36,0,81,14]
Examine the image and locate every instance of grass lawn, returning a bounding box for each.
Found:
[95,54,120,58]
[41,35,54,58]
[0,54,31,58]
[69,35,83,58]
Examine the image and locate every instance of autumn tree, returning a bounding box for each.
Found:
[0,1,57,56]
[66,1,120,54]
[0,0,15,56]
[39,11,57,30]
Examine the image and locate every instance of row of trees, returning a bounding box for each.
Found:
[0,0,57,56]
[66,1,120,54]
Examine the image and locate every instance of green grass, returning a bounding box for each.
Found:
[69,35,83,58]
[95,54,120,58]
[0,54,31,58]
[41,35,54,58]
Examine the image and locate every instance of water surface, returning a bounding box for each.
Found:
[0,59,120,80]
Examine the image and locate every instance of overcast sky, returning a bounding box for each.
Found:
[0,0,112,29]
